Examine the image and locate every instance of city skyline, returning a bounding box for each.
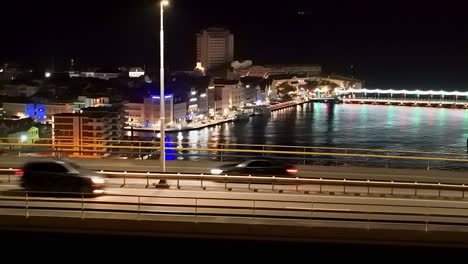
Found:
[1,0,468,89]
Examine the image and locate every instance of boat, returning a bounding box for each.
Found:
[231,112,250,121]
[253,105,271,115]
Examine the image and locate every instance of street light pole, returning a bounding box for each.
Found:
[156,0,169,188]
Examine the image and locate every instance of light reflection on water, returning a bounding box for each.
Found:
[133,103,468,161]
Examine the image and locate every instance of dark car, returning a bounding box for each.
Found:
[210,159,299,176]
[18,159,107,195]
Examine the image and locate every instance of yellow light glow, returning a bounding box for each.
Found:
[161,0,169,6]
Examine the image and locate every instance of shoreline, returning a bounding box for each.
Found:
[125,98,322,133]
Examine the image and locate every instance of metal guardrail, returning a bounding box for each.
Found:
[2,168,468,199]
[1,190,468,230]
[2,141,468,170]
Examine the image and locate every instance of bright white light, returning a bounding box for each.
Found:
[45,72,51,78]
[191,91,196,95]
[129,71,145,78]
[20,135,27,142]
[93,190,105,194]
[211,169,223,175]
[200,93,206,97]
[161,0,169,6]
[91,177,105,184]
[0,69,3,72]
[190,98,197,102]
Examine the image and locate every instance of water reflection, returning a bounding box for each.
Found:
[133,102,468,154]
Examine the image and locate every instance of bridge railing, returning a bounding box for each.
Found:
[342,97,468,103]
[2,168,468,199]
[2,189,468,230]
[1,139,467,171]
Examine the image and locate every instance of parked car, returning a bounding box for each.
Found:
[210,159,299,176]
[18,159,107,195]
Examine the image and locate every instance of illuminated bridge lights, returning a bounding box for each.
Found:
[335,88,468,97]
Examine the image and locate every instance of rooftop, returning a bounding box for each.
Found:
[214,79,239,85]
[53,112,109,119]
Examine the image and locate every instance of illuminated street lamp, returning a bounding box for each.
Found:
[156,0,170,188]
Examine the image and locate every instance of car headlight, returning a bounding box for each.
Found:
[210,168,223,175]
[91,177,105,185]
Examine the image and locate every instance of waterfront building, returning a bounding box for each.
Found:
[196,28,234,72]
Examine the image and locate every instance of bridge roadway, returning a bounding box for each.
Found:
[2,157,468,246]
[0,156,467,184]
[2,179,468,246]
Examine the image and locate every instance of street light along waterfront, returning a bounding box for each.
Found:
[156,0,170,188]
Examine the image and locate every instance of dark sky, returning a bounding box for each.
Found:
[2,0,468,89]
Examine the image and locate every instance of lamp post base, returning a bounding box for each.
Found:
[155,180,170,189]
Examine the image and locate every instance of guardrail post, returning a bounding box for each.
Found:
[427,161,430,171]
[224,174,228,190]
[8,168,13,183]
[177,173,181,189]
[25,191,29,218]
[296,177,299,192]
[319,178,322,193]
[145,172,150,188]
[121,171,127,188]
[272,176,275,191]
[414,182,418,197]
[343,179,346,194]
[463,184,465,199]
[81,192,84,219]
[138,196,141,218]
[201,173,205,190]
[248,175,251,190]
[438,183,441,198]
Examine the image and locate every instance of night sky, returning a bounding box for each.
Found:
[2,0,468,89]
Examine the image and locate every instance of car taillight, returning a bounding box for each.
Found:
[286,168,299,174]
[15,170,24,176]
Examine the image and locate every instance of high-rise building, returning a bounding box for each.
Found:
[196,28,234,71]
[52,107,124,157]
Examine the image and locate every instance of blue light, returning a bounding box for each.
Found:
[25,104,35,118]
[152,94,173,100]
[165,135,176,160]
[145,121,150,127]
[36,104,46,122]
